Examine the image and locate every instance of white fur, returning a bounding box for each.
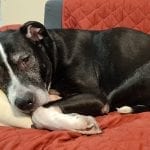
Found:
[32,106,101,134]
[117,106,133,114]
[0,90,32,128]
[28,85,51,106]
[26,25,43,40]
[26,25,32,38]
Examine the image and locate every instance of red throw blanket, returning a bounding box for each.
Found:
[63,0,150,33]
[0,112,150,150]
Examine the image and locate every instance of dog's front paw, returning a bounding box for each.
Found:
[69,114,102,135]
[32,106,102,135]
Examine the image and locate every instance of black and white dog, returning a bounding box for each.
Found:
[0,21,150,134]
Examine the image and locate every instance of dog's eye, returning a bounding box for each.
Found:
[18,54,32,70]
[21,55,30,63]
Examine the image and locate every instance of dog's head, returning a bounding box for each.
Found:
[0,21,54,113]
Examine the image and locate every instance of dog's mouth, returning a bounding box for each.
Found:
[14,87,62,114]
[11,85,51,114]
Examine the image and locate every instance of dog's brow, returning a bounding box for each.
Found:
[12,53,20,62]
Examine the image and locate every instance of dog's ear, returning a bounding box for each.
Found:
[20,21,49,41]
[20,21,55,90]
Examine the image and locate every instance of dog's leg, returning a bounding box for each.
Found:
[43,93,109,116]
[32,106,101,135]
[32,93,108,134]
[108,62,150,113]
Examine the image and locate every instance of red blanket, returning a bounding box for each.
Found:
[0,112,150,150]
[63,0,150,33]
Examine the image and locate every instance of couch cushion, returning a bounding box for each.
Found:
[63,0,150,33]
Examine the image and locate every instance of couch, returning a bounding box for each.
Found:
[0,0,150,149]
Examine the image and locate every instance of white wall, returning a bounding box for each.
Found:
[1,0,47,25]
[0,1,2,25]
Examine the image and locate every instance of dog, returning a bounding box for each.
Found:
[0,21,150,134]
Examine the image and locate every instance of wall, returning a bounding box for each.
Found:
[1,0,47,25]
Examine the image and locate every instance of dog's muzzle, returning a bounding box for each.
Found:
[15,92,35,113]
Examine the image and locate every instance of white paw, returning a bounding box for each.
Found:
[69,114,102,135]
[117,106,133,114]
[32,107,102,135]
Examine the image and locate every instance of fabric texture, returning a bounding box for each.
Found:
[0,112,150,150]
[63,0,150,33]
[0,24,21,31]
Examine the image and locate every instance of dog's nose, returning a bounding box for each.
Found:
[15,93,34,111]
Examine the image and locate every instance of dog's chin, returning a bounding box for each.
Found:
[14,97,49,115]
[34,89,51,106]
[28,85,51,105]
[18,109,34,115]
[13,88,51,115]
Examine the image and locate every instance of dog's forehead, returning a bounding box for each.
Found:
[0,30,22,42]
[0,30,33,55]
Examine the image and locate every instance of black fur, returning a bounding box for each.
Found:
[1,21,150,115]
[36,25,150,114]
